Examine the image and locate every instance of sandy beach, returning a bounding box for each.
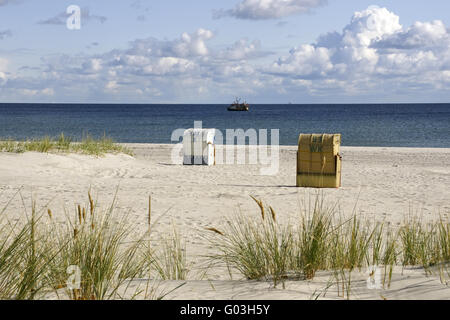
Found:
[0,144,449,299]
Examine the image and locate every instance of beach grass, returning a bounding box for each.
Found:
[0,200,59,299]
[45,192,147,300]
[207,194,450,291]
[0,191,193,300]
[0,133,133,156]
[1,190,449,300]
[147,226,189,281]
[206,203,294,286]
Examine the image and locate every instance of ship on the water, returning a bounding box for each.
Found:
[227,98,249,111]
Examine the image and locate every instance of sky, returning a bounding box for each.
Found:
[1,0,450,103]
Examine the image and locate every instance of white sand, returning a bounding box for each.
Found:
[0,144,449,299]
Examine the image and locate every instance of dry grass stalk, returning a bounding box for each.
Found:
[77,205,82,225]
[269,206,276,222]
[250,196,265,220]
[206,227,224,236]
[88,191,94,216]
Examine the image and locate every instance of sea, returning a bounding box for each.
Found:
[0,103,449,147]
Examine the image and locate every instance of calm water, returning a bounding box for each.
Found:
[0,103,449,147]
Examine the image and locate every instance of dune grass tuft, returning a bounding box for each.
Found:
[208,196,295,286]
[207,194,450,290]
[0,191,190,300]
[147,226,189,281]
[0,133,133,156]
[45,193,146,300]
[0,201,59,299]
[1,190,448,299]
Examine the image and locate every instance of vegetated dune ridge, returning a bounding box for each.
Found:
[0,144,449,299]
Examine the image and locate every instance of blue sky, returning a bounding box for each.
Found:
[1,0,450,103]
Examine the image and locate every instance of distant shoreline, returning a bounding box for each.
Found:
[121,143,450,151]
[1,102,450,106]
[1,104,448,147]
[2,141,450,151]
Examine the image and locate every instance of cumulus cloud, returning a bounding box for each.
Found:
[82,59,103,74]
[4,7,450,102]
[372,20,450,50]
[127,29,214,58]
[270,44,333,78]
[341,6,402,47]
[24,28,270,102]
[141,57,195,76]
[174,29,214,56]
[0,29,214,101]
[267,5,450,89]
[38,7,107,25]
[215,0,327,20]
[217,39,266,60]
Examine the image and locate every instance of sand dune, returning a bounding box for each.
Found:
[0,144,449,299]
